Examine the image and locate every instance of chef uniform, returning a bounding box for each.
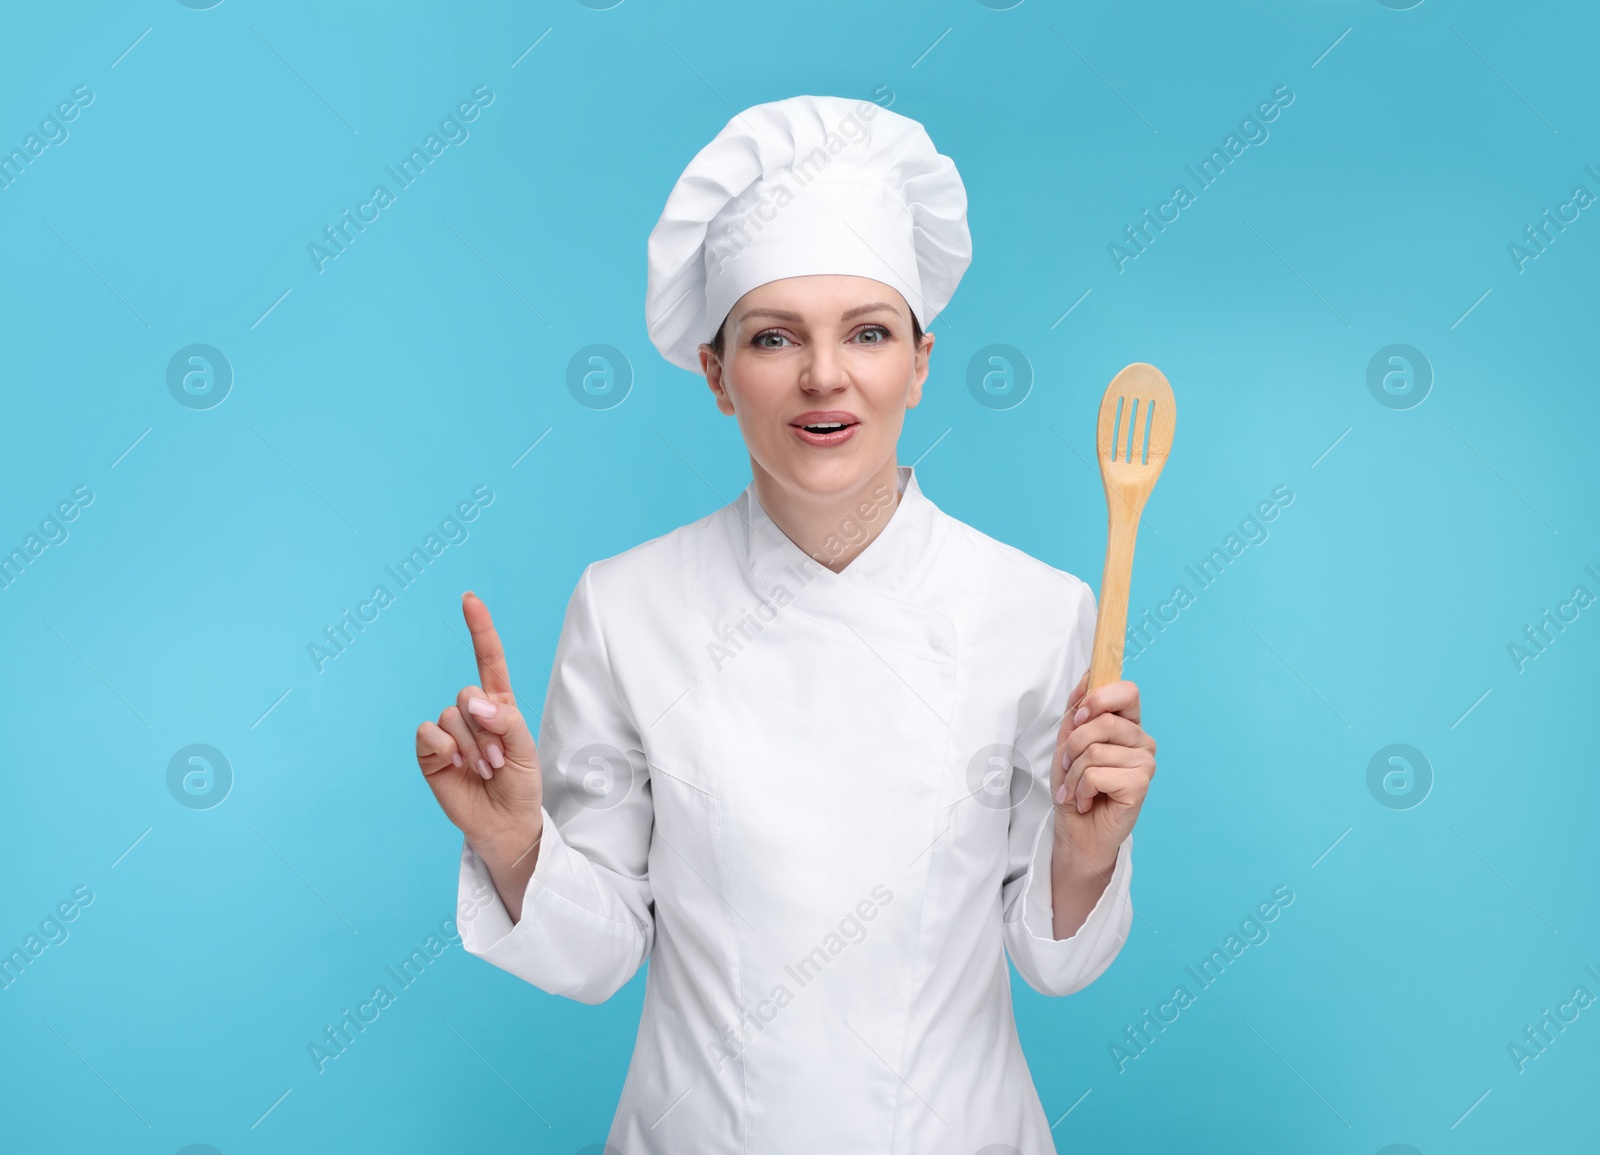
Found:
[456,95,1135,1154]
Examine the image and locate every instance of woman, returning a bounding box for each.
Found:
[415,95,1157,1154]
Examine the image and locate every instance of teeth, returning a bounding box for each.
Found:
[805,423,846,431]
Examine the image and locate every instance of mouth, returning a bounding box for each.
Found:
[790,411,860,447]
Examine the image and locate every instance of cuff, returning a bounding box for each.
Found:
[1020,809,1133,950]
[455,806,562,956]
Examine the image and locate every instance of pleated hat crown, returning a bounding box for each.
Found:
[645,95,971,372]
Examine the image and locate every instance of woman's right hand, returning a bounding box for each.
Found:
[415,592,545,887]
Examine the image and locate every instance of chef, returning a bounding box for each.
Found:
[416,94,1158,1154]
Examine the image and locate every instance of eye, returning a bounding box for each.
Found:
[752,329,794,349]
[854,324,891,345]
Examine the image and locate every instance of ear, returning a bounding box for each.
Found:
[700,344,737,415]
[906,330,933,410]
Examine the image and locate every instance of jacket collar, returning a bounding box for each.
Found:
[737,464,939,603]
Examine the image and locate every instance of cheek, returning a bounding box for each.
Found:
[858,355,915,425]
[724,359,791,438]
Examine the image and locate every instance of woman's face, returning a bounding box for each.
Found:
[699,274,933,502]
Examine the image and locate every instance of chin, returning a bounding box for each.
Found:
[782,453,880,497]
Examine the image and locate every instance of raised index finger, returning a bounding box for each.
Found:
[462,591,514,697]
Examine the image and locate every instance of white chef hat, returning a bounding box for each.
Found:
[645,95,971,373]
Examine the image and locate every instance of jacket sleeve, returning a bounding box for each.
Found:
[1001,576,1135,997]
[455,564,655,1004]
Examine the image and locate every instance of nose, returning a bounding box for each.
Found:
[798,339,849,397]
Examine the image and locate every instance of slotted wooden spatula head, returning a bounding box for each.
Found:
[1086,363,1176,692]
[1097,363,1176,514]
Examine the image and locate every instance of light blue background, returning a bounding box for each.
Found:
[2,1,1596,1152]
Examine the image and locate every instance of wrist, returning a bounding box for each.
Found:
[473,811,544,871]
[1052,824,1119,881]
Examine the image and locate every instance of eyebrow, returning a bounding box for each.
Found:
[735,302,900,326]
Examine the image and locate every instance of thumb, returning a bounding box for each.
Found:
[464,693,540,770]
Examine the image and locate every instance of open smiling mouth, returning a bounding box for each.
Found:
[790,417,860,446]
[790,411,860,442]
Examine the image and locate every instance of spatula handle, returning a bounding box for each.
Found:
[1088,507,1141,693]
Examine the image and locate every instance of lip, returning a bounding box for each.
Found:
[789,410,860,448]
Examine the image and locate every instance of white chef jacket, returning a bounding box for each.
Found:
[457,464,1134,1154]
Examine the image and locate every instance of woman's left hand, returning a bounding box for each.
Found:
[1050,673,1156,873]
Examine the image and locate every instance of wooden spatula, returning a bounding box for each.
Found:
[1087,363,1176,692]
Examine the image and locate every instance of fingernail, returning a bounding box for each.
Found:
[452,752,463,768]
[1073,707,1088,725]
[477,759,491,779]
[464,590,475,598]
[1055,781,1069,805]
[485,742,504,769]
[467,698,497,720]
